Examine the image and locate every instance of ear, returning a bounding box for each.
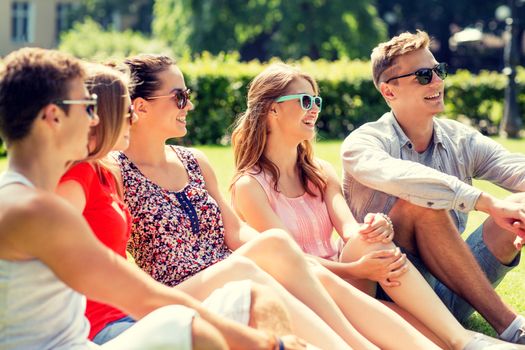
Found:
[133,97,148,116]
[379,82,396,102]
[41,104,62,126]
[269,102,279,117]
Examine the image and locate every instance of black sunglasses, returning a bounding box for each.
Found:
[54,93,98,120]
[146,88,191,109]
[386,62,448,85]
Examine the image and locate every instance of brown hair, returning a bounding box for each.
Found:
[0,47,85,143]
[371,30,430,89]
[84,63,130,196]
[231,63,327,198]
[85,63,130,160]
[123,54,174,100]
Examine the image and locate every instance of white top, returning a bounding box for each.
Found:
[0,171,92,350]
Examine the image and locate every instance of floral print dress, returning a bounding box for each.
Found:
[116,146,231,286]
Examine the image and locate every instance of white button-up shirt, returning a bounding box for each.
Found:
[341,111,525,233]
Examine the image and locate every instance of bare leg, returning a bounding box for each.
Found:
[233,230,440,350]
[481,192,524,265]
[341,235,471,350]
[248,283,293,335]
[176,255,351,350]
[388,199,516,334]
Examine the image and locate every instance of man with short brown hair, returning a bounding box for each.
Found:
[342,30,525,344]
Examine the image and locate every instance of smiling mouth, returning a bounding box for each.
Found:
[303,120,315,126]
[424,92,441,100]
[176,117,186,123]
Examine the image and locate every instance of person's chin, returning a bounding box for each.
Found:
[172,127,188,138]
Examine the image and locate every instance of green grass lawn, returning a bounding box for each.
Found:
[0,136,523,334]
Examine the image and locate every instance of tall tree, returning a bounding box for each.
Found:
[153,0,387,60]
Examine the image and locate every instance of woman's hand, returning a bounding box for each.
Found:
[357,213,394,243]
[354,248,408,287]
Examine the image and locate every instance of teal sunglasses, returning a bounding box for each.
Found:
[275,94,323,112]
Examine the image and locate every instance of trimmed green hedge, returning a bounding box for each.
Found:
[177,58,524,145]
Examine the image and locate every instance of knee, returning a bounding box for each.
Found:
[226,255,261,277]
[390,199,449,227]
[249,282,292,334]
[192,317,228,350]
[256,229,304,259]
[340,238,396,262]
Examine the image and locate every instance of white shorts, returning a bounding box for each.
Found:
[202,279,252,326]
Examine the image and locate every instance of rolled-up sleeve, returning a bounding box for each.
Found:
[470,133,525,192]
[342,127,482,213]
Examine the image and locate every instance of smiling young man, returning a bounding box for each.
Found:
[341,31,525,344]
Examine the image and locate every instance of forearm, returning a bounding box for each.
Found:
[474,192,497,214]
[343,146,481,212]
[196,308,272,350]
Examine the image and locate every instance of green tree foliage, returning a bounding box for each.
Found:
[376,0,523,67]
[71,0,154,32]
[58,19,173,60]
[153,0,388,60]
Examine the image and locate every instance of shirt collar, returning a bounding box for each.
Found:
[387,111,446,149]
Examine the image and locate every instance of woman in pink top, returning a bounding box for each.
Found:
[230,63,505,350]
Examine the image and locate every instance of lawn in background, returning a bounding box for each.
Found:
[0,136,523,334]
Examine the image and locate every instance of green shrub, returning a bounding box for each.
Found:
[176,58,524,145]
[13,35,525,147]
[59,19,174,61]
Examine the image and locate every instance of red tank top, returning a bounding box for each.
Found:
[60,162,130,339]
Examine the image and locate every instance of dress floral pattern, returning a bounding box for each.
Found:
[116,146,231,286]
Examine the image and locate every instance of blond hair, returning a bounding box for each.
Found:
[231,63,327,198]
[371,30,430,89]
[84,63,131,196]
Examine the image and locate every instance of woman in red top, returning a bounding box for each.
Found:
[57,63,137,342]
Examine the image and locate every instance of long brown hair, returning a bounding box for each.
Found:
[231,63,327,198]
[84,63,130,195]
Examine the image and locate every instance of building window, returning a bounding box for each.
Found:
[56,3,74,41]
[11,2,33,43]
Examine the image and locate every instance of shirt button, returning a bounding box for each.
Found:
[407,143,413,149]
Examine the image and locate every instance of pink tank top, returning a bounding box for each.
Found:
[248,170,340,260]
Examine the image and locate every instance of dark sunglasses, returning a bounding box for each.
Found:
[146,88,191,109]
[385,62,448,85]
[275,94,323,112]
[54,93,98,120]
[126,105,138,125]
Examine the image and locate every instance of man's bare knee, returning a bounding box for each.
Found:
[192,317,228,350]
[248,282,292,335]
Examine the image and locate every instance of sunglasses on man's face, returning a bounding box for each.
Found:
[126,105,138,125]
[146,88,191,109]
[275,94,323,112]
[385,62,448,85]
[54,93,98,120]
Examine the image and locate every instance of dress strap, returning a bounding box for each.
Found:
[170,146,206,189]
